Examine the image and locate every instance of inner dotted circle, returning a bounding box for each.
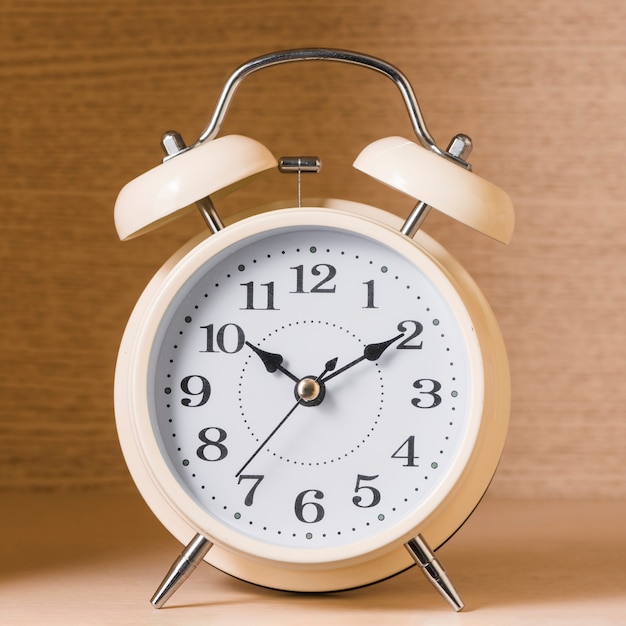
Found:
[238,320,384,466]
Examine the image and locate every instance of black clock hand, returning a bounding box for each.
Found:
[235,397,301,478]
[245,341,300,383]
[235,360,335,477]
[321,333,404,384]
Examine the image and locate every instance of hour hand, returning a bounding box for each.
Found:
[245,342,300,383]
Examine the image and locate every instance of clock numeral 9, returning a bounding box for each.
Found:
[180,375,211,407]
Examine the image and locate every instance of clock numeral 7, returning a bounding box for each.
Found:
[238,474,265,506]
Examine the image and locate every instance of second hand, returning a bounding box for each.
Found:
[235,359,336,478]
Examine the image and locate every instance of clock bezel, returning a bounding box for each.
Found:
[115,200,510,591]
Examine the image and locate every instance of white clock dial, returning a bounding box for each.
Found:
[141,209,483,564]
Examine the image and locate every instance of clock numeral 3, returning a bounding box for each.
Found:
[411,379,442,409]
[197,427,228,462]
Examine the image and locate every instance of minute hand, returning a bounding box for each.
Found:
[321,333,404,384]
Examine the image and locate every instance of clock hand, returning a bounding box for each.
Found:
[245,341,300,383]
[235,360,335,477]
[235,397,301,478]
[321,333,404,383]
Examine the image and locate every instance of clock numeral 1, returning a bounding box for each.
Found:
[362,280,377,309]
[240,281,278,310]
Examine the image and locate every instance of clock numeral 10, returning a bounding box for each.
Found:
[200,323,245,353]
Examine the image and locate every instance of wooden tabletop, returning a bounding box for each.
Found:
[2,491,625,624]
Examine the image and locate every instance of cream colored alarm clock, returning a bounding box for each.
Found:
[113,49,514,612]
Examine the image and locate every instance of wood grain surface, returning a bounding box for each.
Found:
[1,0,625,497]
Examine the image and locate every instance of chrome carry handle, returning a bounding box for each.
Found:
[194,48,468,168]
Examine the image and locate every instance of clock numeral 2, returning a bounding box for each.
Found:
[240,281,278,310]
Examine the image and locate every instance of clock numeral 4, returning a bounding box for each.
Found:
[391,435,419,467]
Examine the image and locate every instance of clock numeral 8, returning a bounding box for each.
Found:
[197,427,228,462]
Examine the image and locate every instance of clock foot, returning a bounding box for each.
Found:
[151,533,213,608]
[405,534,464,612]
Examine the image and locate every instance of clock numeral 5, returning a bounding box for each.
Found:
[352,474,381,508]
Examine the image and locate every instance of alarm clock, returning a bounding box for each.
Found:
[113,49,514,612]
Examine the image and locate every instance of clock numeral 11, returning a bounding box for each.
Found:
[240,281,278,310]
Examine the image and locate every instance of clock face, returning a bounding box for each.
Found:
[140,209,483,565]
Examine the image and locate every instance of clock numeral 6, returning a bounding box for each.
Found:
[294,489,325,523]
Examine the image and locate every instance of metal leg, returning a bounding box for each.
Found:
[405,534,464,612]
[151,534,213,609]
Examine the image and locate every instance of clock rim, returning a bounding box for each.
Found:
[114,199,510,591]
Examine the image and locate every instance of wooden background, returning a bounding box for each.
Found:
[1,0,624,499]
